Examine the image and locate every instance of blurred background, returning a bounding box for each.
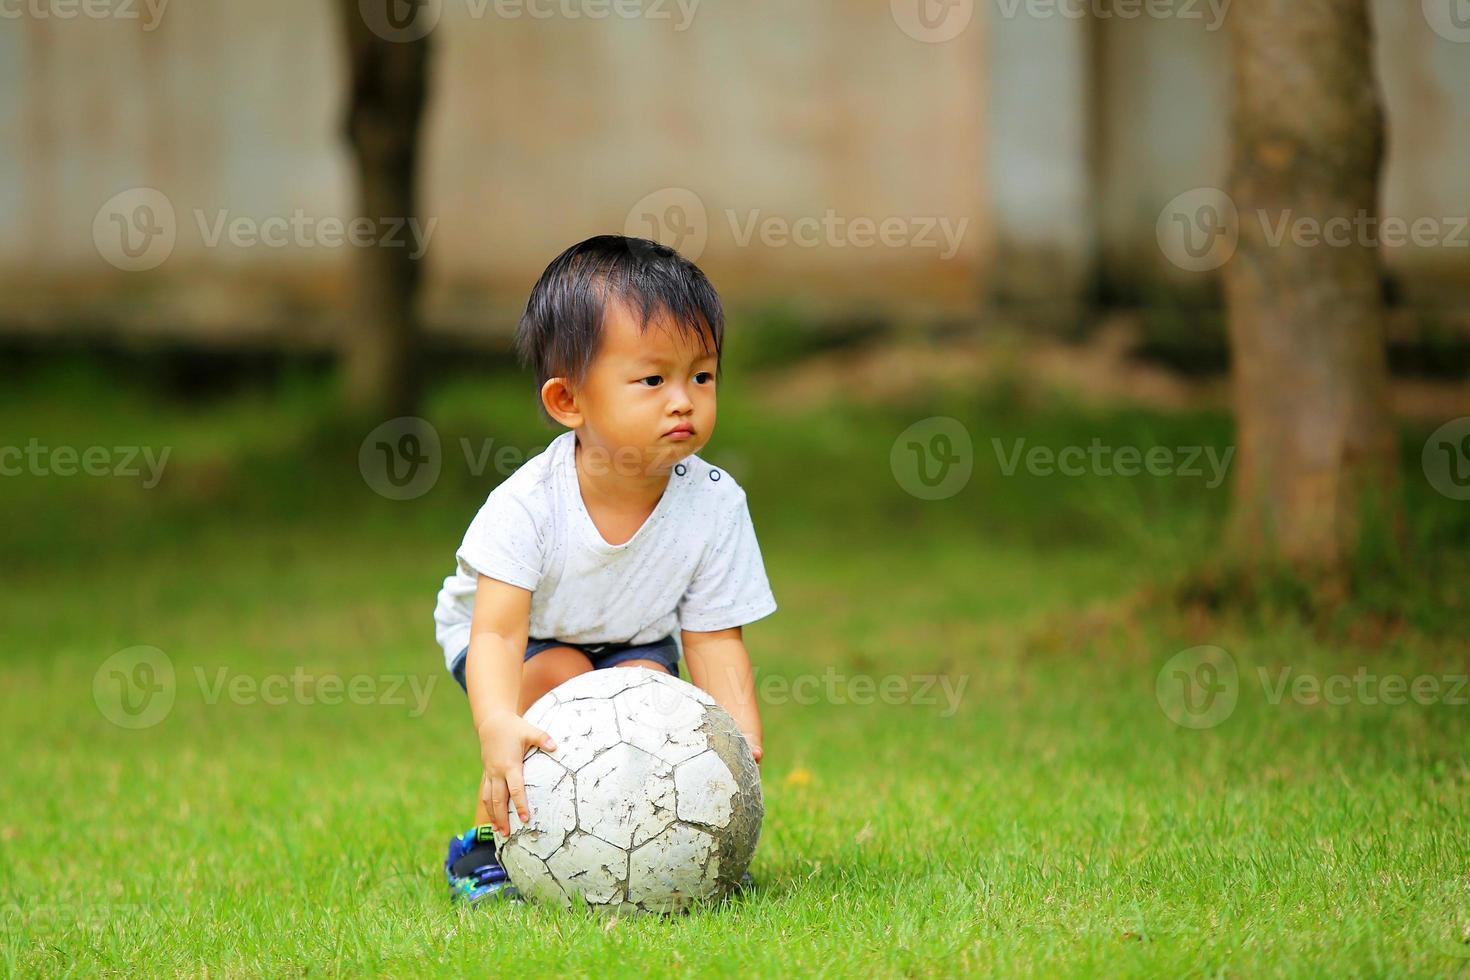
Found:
[5,1,1468,361]
[4,1,1470,973]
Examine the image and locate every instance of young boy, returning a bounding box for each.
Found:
[433,235,778,902]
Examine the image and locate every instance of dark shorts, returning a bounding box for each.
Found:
[450,634,681,692]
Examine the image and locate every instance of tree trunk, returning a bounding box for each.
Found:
[1223,0,1398,576]
[334,0,431,417]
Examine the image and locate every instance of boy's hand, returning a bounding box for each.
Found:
[478,709,558,837]
[744,733,763,765]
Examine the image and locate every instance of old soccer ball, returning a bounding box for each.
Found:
[495,666,763,914]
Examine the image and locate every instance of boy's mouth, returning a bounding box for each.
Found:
[663,423,695,440]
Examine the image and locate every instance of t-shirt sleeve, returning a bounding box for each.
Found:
[678,491,778,633]
[455,484,544,592]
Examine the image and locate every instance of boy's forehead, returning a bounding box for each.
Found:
[599,301,711,363]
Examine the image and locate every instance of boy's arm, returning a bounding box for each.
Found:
[464,574,531,725]
[466,574,557,834]
[681,626,764,765]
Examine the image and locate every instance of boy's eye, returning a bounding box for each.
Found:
[694,372,714,384]
[639,376,663,387]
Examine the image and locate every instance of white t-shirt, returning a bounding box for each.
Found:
[433,430,778,669]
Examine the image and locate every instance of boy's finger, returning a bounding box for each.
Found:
[507,768,532,824]
[489,777,510,836]
[528,724,557,753]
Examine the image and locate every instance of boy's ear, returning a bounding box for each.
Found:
[540,377,583,429]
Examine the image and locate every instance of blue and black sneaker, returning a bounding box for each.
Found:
[445,825,520,903]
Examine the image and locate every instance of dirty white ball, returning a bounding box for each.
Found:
[496,666,763,914]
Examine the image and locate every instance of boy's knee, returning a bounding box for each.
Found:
[520,647,592,709]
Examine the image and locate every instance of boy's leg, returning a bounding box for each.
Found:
[471,646,593,826]
[450,646,594,902]
[517,646,594,712]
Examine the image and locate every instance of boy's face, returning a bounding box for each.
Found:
[550,298,717,477]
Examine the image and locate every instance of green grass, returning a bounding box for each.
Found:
[2,360,1469,977]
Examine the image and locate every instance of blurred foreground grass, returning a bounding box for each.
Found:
[1,358,1468,976]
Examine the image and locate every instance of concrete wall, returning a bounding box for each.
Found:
[0,0,986,344]
[1,0,1466,345]
[985,0,1096,309]
[1084,0,1470,302]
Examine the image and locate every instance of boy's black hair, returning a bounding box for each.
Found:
[514,235,724,419]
